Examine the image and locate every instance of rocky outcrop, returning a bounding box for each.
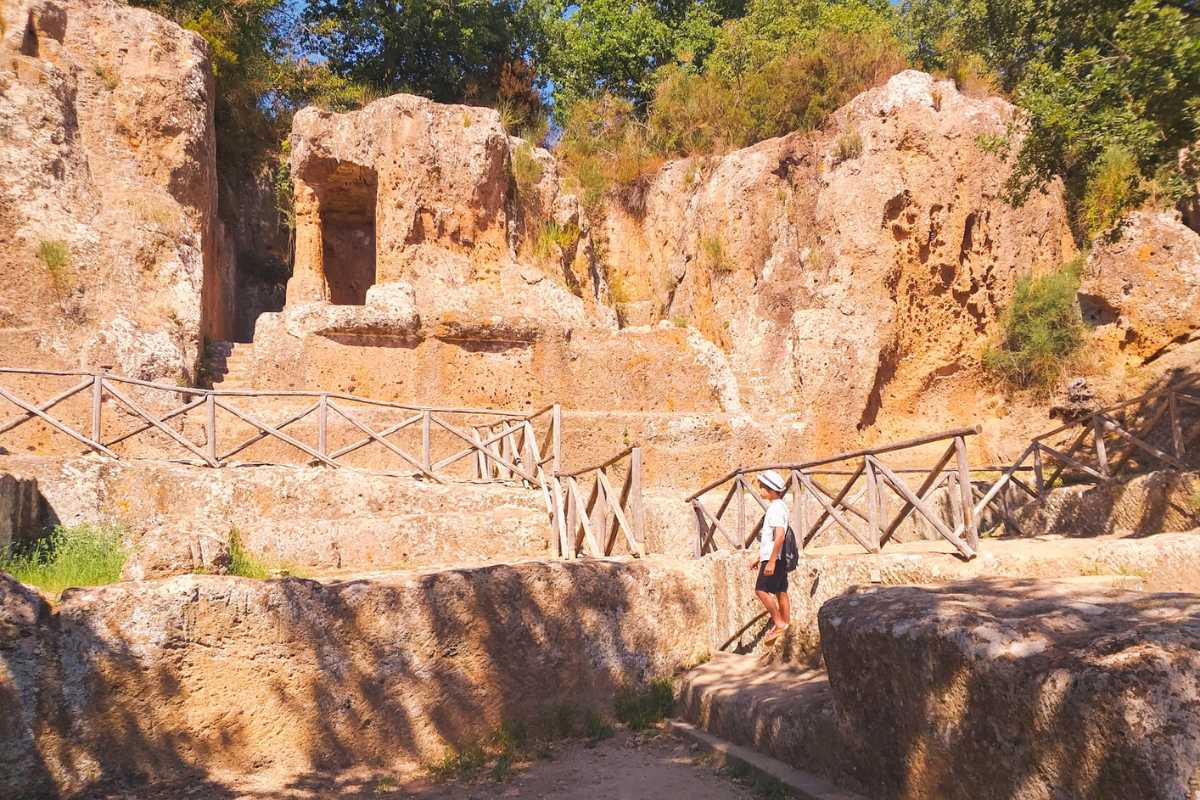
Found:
[0,573,52,798]
[819,579,1200,800]
[1014,468,1200,537]
[1080,210,1200,360]
[0,0,231,382]
[5,532,1200,794]
[14,560,714,795]
[286,95,599,331]
[598,71,1076,449]
[0,455,555,575]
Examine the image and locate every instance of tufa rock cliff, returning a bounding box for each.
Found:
[0,0,233,382]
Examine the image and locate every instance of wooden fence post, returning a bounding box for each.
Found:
[317,393,328,457]
[864,458,882,552]
[1033,445,1045,499]
[205,393,217,464]
[737,476,746,548]
[630,447,645,549]
[422,409,432,471]
[954,435,978,552]
[552,403,562,474]
[1169,392,1185,457]
[91,372,103,443]
[1093,417,1109,477]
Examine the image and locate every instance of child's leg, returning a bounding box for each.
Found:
[776,590,790,627]
[755,590,783,627]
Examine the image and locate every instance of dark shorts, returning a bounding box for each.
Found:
[754,559,788,594]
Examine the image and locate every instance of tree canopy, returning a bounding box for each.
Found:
[133,0,1199,239]
[899,0,1200,226]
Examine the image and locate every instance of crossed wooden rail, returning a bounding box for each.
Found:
[552,446,646,559]
[687,428,984,560]
[0,367,650,560]
[970,380,1200,521]
[0,368,561,484]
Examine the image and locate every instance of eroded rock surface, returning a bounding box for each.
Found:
[0,0,230,382]
[0,573,52,798]
[819,579,1200,800]
[0,455,555,574]
[1081,210,1200,360]
[599,71,1076,448]
[18,560,714,795]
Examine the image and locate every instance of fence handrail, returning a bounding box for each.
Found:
[1030,377,1200,443]
[0,367,545,419]
[556,445,637,478]
[686,428,983,559]
[685,426,981,502]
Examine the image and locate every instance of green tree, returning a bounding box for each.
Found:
[301,0,542,109]
[899,0,1200,230]
[537,0,745,114]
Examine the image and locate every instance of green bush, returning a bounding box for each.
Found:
[532,220,581,261]
[1,524,127,597]
[983,258,1085,394]
[227,528,269,578]
[1081,145,1143,239]
[613,677,674,730]
[700,234,734,273]
[37,240,73,295]
[833,129,863,163]
[585,709,615,741]
[512,140,545,193]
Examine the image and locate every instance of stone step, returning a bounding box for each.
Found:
[667,720,867,800]
[677,652,864,796]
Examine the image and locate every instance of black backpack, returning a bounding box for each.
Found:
[782,527,800,572]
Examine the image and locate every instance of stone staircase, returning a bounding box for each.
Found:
[675,652,861,799]
[206,340,256,387]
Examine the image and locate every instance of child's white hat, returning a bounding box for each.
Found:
[757,470,786,492]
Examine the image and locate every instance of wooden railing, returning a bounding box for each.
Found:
[971,381,1200,527]
[0,368,561,486]
[551,446,645,559]
[686,428,983,560]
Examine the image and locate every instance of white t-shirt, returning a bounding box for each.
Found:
[760,499,790,562]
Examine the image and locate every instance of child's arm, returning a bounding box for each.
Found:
[764,526,786,574]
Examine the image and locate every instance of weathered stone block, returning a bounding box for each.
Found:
[819,579,1200,799]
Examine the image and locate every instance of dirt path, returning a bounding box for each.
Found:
[83,731,781,800]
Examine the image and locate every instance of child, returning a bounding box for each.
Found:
[748,470,790,642]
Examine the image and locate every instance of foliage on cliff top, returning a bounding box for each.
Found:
[900,0,1200,234]
[554,1,903,207]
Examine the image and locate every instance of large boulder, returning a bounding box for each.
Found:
[32,561,712,794]
[1080,210,1200,360]
[0,572,53,798]
[599,70,1076,450]
[0,0,230,382]
[819,579,1200,799]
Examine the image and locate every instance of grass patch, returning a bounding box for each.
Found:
[983,257,1085,395]
[512,140,545,193]
[833,130,863,164]
[37,239,73,296]
[613,677,674,731]
[720,760,790,799]
[1,524,127,597]
[585,709,615,742]
[93,63,119,90]
[427,741,489,782]
[226,528,269,579]
[531,220,581,261]
[700,234,734,273]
